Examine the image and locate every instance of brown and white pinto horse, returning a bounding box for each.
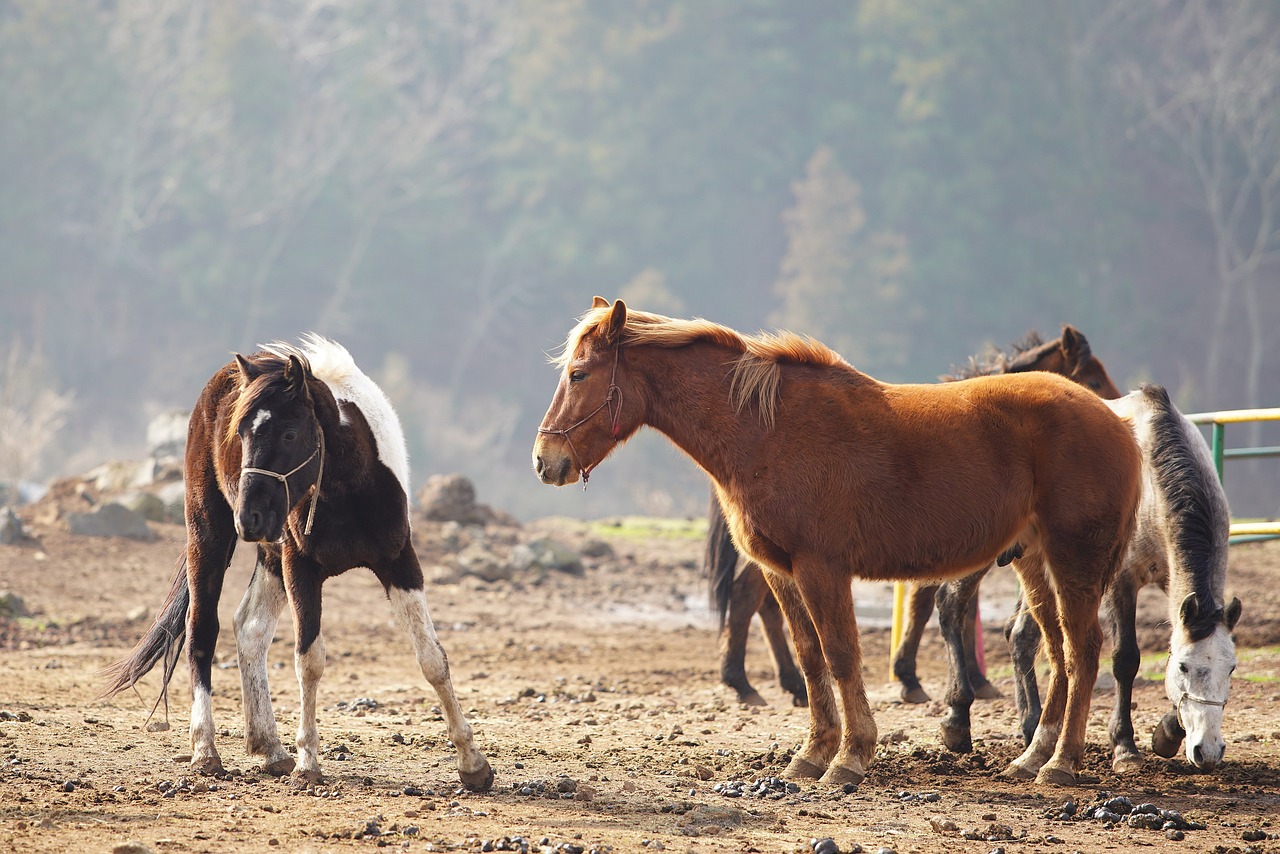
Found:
[706,328,1123,708]
[104,335,493,790]
[534,298,1141,786]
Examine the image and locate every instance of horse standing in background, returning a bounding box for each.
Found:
[1005,384,1240,773]
[704,328,1122,707]
[534,298,1141,786]
[103,335,493,791]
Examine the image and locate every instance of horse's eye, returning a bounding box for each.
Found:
[1088,378,1101,390]
[569,370,587,384]
[1179,662,1189,673]
[283,430,298,442]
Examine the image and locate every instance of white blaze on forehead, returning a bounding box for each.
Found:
[251,409,273,433]
[279,334,411,511]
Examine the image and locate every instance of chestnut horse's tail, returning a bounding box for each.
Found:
[706,495,740,631]
[100,555,189,722]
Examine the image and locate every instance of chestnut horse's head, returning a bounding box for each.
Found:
[227,350,324,542]
[534,296,641,487]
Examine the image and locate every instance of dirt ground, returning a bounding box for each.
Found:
[2,510,1280,854]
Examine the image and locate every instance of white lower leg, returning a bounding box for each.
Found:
[234,566,290,766]
[294,633,326,778]
[388,587,489,777]
[189,683,220,770]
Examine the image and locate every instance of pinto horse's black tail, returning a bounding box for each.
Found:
[100,555,189,723]
[706,495,740,631]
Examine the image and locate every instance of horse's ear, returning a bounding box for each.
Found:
[284,354,311,398]
[1179,592,1199,627]
[1060,325,1091,366]
[601,299,628,346]
[1225,596,1242,630]
[592,295,609,309]
[234,354,262,386]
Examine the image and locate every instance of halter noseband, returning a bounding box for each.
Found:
[240,425,325,538]
[537,347,623,489]
[1175,690,1227,731]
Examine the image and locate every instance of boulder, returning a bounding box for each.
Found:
[452,543,514,583]
[147,409,189,464]
[65,502,157,541]
[0,590,27,617]
[418,474,495,526]
[510,537,584,576]
[118,491,168,524]
[0,508,25,545]
[154,480,187,524]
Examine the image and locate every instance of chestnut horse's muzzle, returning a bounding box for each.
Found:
[532,439,579,487]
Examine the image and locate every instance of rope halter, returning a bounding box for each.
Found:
[1175,690,1227,731]
[239,425,325,538]
[537,347,622,489]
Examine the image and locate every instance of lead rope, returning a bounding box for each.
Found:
[240,425,324,538]
[537,348,622,489]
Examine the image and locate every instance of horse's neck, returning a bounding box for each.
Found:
[635,343,766,488]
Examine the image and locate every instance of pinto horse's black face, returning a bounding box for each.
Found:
[232,354,322,544]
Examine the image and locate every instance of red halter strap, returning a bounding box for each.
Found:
[537,347,622,489]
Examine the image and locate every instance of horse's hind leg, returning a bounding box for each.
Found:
[234,548,294,776]
[1103,578,1143,774]
[762,571,841,781]
[1002,553,1068,780]
[720,562,769,706]
[891,583,937,704]
[380,548,493,792]
[756,574,807,707]
[937,568,987,753]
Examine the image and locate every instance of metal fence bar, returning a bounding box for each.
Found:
[1185,407,1280,543]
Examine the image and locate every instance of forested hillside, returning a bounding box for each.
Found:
[2,0,1278,519]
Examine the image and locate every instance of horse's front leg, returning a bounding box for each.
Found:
[234,547,294,776]
[283,552,326,786]
[756,578,807,707]
[762,571,842,780]
[185,511,237,776]
[788,562,876,787]
[1005,594,1042,747]
[937,568,988,753]
[891,583,938,704]
[379,546,493,791]
[1104,579,1143,774]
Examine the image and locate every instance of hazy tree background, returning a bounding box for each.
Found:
[2,0,1278,520]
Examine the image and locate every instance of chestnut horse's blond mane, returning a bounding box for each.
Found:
[557,305,849,429]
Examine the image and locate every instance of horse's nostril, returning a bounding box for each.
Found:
[535,456,545,476]
[1192,744,1204,765]
[249,510,262,534]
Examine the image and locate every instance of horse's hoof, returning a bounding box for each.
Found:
[1151,715,1184,759]
[790,691,809,708]
[999,763,1037,781]
[459,759,495,792]
[901,686,930,705]
[940,723,973,754]
[782,756,827,780]
[1035,766,1076,787]
[190,756,225,777]
[737,691,768,707]
[819,763,865,787]
[290,768,324,789]
[1111,753,1143,775]
[261,756,296,777]
[972,682,1003,701]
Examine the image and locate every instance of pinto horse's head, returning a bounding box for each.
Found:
[1158,593,1242,771]
[534,296,640,487]
[228,350,324,543]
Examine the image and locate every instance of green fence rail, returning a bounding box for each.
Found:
[1185,407,1280,544]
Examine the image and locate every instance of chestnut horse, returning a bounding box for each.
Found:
[1007,384,1240,773]
[706,328,1123,707]
[534,298,1140,786]
[103,335,493,791]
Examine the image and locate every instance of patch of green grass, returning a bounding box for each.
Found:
[1240,673,1280,684]
[587,515,708,541]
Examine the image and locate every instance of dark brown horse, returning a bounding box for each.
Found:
[103,336,493,790]
[534,298,1141,786]
[706,328,1123,707]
